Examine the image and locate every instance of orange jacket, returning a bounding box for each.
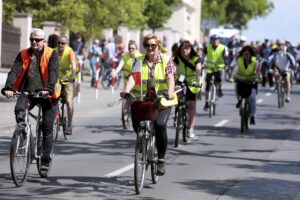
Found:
[13,47,61,99]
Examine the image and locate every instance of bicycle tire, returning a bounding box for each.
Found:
[62,116,68,140]
[101,69,121,90]
[134,133,146,194]
[54,114,60,143]
[245,101,250,130]
[240,99,246,133]
[277,81,283,108]
[36,120,50,178]
[174,107,182,147]
[121,99,131,129]
[281,83,285,108]
[150,134,159,184]
[10,129,31,187]
[182,109,188,143]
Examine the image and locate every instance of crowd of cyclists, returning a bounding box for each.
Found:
[1,27,300,185]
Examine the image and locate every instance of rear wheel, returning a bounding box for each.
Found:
[121,99,131,129]
[182,109,188,143]
[53,114,60,143]
[240,99,246,133]
[150,135,158,184]
[174,107,182,147]
[134,133,146,194]
[10,129,31,187]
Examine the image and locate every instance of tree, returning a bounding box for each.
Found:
[143,0,182,32]
[202,0,274,29]
[2,0,147,38]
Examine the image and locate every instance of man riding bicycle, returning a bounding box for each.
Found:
[203,34,229,111]
[173,40,202,138]
[56,36,77,135]
[121,34,175,176]
[231,45,259,125]
[2,28,60,170]
[269,39,296,102]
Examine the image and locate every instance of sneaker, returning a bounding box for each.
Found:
[187,128,195,138]
[236,99,241,108]
[218,89,223,97]
[285,96,291,103]
[65,126,72,135]
[250,116,255,125]
[157,161,166,176]
[203,102,209,111]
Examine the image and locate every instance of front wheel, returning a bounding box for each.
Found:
[150,135,159,184]
[53,114,60,143]
[121,99,131,129]
[10,129,31,187]
[101,69,121,90]
[134,133,146,194]
[174,107,182,147]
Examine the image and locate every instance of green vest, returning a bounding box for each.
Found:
[56,46,73,84]
[205,44,226,73]
[176,56,201,94]
[132,53,169,98]
[123,52,142,81]
[236,56,257,81]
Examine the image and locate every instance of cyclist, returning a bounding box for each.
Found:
[203,34,229,111]
[231,45,259,125]
[1,28,60,170]
[269,39,296,102]
[173,40,202,138]
[121,34,175,176]
[113,40,142,88]
[56,36,77,135]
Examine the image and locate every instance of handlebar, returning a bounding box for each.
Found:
[2,88,51,99]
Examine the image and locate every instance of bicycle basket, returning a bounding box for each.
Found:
[131,100,158,121]
[237,81,253,98]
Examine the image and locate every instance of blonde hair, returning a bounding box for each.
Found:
[142,34,162,50]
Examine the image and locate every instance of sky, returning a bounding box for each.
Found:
[243,0,300,45]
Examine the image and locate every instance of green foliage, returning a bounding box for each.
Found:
[143,0,182,31]
[202,0,274,29]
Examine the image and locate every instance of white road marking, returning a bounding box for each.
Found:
[256,99,263,104]
[265,92,272,96]
[214,120,229,127]
[103,163,134,178]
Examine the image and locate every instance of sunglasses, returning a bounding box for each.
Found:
[145,43,157,49]
[57,42,66,45]
[30,38,44,43]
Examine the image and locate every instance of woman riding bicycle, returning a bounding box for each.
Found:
[231,45,259,125]
[121,34,175,176]
[173,40,202,138]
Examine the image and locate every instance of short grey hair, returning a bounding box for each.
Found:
[30,28,45,38]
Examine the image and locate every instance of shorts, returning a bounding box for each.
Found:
[186,86,198,101]
[205,71,222,91]
[61,83,75,100]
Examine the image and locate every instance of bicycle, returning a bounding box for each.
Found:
[173,80,201,147]
[5,89,52,187]
[207,75,217,117]
[101,61,122,89]
[237,80,253,133]
[54,78,74,142]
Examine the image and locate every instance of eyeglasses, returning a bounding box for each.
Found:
[30,38,44,43]
[57,42,66,45]
[145,43,157,49]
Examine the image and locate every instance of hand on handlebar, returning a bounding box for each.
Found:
[120,92,130,99]
[4,90,14,98]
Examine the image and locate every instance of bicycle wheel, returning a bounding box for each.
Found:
[174,107,182,147]
[182,109,188,143]
[240,99,246,133]
[10,128,31,187]
[36,121,50,178]
[277,81,283,108]
[280,83,285,107]
[121,99,131,129]
[61,103,68,140]
[208,85,215,117]
[53,113,60,143]
[134,133,146,194]
[245,101,250,130]
[150,135,159,184]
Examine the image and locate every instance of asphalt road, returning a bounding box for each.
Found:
[0,81,300,200]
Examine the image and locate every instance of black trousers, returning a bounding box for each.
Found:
[15,95,58,160]
[133,106,172,159]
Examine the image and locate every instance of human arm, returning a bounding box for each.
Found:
[123,75,136,93]
[113,58,125,77]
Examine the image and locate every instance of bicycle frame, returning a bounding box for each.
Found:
[208,76,217,117]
